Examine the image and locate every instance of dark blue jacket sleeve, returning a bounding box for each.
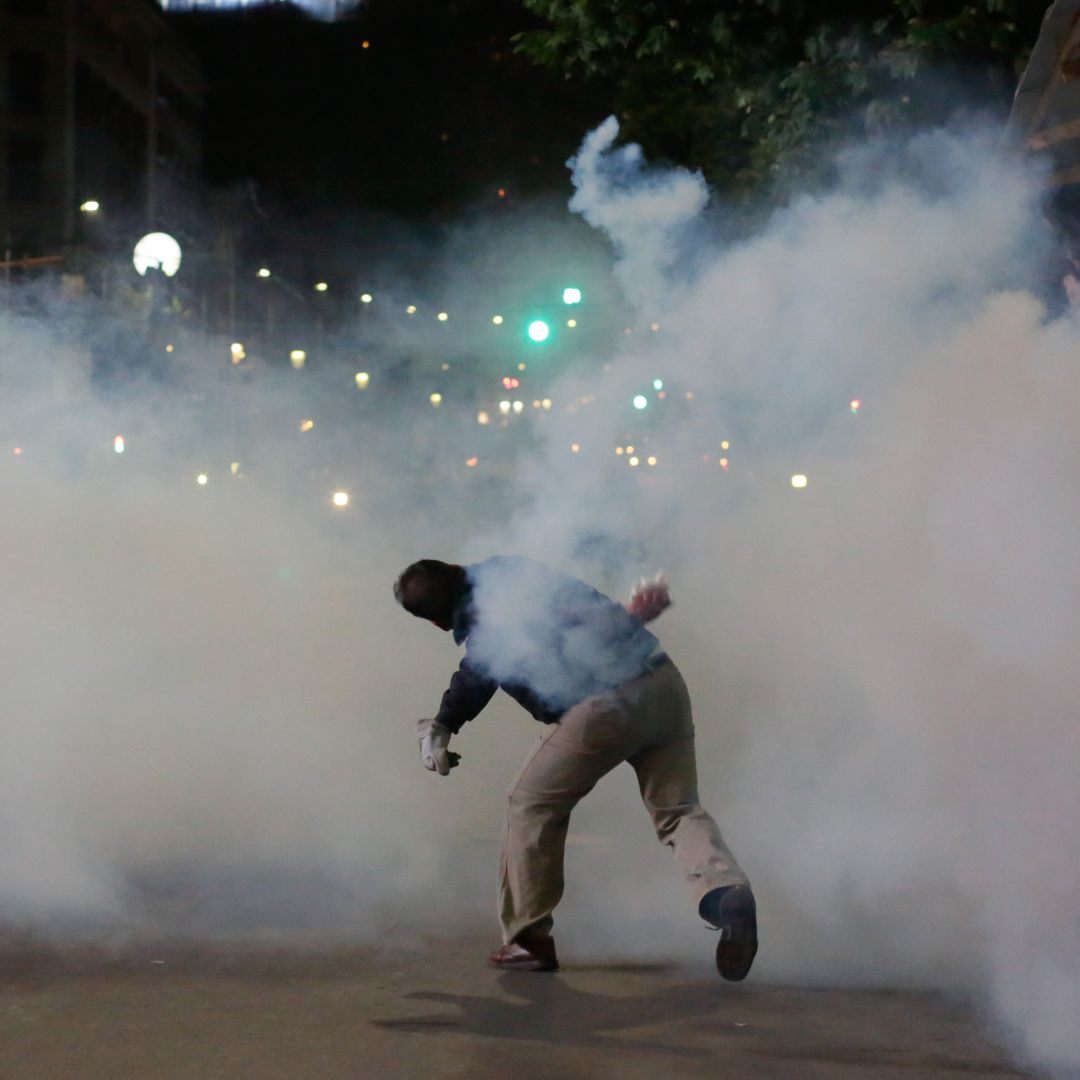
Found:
[433,659,498,734]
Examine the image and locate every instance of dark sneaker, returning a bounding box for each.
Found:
[699,884,758,981]
[488,937,559,972]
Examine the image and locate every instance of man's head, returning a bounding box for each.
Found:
[393,559,467,631]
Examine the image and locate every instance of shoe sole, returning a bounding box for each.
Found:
[714,886,758,982]
[488,958,559,972]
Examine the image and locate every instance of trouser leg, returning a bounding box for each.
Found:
[628,726,749,909]
[498,704,625,944]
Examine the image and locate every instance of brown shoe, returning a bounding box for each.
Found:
[488,937,559,972]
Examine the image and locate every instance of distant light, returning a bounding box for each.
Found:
[626,446,635,454]
[633,395,648,410]
[650,322,660,332]
[477,411,490,425]
[133,232,181,277]
[628,456,640,467]
[79,199,100,214]
[542,399,552,410]
[658,391,666,399]
[532,400,541,409]
[196,473,208,486]
[165,343,174,353]
[230,462,240,476]
[492,314,504,325]
[290,349,307,369]
[615,447,624,456]
[791,474,808,489]
[300,419,315,432]
[114,435,125,454]
[498,401,511,415]
[437,311,449,322]
[517,362,526,372]
[502,376,520,390]
[647,456,657,466]
[230,342,246,364]
[721,440,730,450]
[719,458,729,471]
[406,305,417,315]
[567,319,577,328]
[497,187,507,198]
[527,319,550,343]
[429,392,443,406]
[512,400,524,414]
[314,281,329,292]
[652,378,663,391]
[257,267,271,279]
[355,371,370,389]
[562,287,582,305]
[332,491,350,508]
[13,447,22,456]
[850,399,862,414]
[465,456,479,468]
[571,443,581,453]
[361,39,371,48]
[686,391,694,400]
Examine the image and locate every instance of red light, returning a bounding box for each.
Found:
[13,447,22,456]
[502,376,520,390]
[497,188,507,198]
[465,456,479,468]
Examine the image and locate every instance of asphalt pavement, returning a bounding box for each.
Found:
[0,933,1040,1080]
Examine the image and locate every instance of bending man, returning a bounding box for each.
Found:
[394,554,756,978]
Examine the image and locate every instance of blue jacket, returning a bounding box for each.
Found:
[433,556,659,733]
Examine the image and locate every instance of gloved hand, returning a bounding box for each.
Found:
[417,718,461,776]
[626,570,672,623]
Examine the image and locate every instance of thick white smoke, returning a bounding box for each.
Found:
[2,112,1078,1079]
[476,120,1080,1077]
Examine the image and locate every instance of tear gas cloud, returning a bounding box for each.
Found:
[2,116,1079,1077]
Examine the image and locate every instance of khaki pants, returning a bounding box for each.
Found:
[498,659,748,944]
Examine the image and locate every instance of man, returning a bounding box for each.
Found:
[394,555,756,978]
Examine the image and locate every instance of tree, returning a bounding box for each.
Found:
[515,1,1051,196]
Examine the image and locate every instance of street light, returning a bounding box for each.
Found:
[80,199,100,214]
[133,232,182,277]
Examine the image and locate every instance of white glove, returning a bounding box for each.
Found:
[417,719,460,776]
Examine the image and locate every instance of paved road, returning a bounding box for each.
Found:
[0,934,1039,1080]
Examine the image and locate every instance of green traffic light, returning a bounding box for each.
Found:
[527,319,551,343]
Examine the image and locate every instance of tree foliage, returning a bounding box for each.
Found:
[516,0,1051,194]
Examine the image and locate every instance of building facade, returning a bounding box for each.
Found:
[1,0,204,263]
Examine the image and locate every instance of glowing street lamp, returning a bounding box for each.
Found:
[314,281,329,293]
[257,267,271,279]
[354,371,370,389]
[633,394,649,410]
[562,287,582,305]
[290,349,307,369]
[791,474,808,489]
[360,293,373,304]
[332,491,350,508]
[80,199,100,214]
[133,232,182,277]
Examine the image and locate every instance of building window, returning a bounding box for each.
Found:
[8,52,47,117]
[8,136,45,202]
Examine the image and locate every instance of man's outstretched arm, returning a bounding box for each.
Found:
[433,659,498,734]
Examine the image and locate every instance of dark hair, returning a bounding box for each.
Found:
[393,559,466,622]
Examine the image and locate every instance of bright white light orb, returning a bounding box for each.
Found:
[498,401,511,415]
[80,200,100,214]
[196,473,208,486]
[360,293,373,304]
[512,400,524,414]
[314,281,329,292]
[652,378,663,391]
[437,311,449,322]
[257,267,271,279]
[633,395,648,410]
[791,474,808,489]
[290,349,307,369]
[492,315,504,325]
[562,287,582,305]
[527,320,550,343]
[133,232,182,277]
[355,371,370,389]
[114,435,125,454]
[332,491,350,508]
[430,393,443,406]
